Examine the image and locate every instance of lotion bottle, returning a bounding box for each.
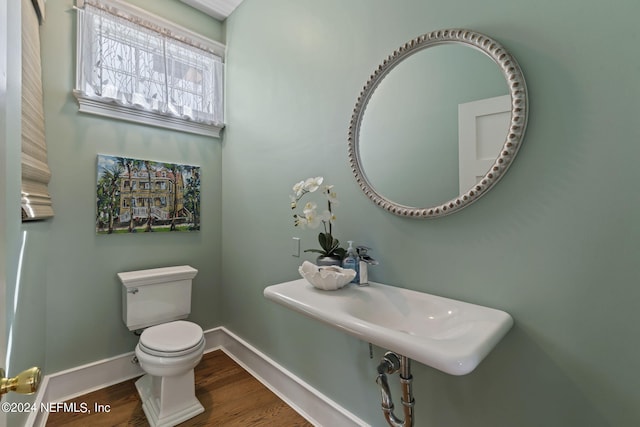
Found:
[342,241,359,283]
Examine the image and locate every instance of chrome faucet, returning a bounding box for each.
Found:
[356,246,378,286]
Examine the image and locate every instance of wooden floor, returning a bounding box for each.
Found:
[46,350,313,426]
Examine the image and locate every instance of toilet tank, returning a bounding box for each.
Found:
[118,265,198,331]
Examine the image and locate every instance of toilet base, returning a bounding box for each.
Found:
[135,371,204,427]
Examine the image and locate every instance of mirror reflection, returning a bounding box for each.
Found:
[359,44,509,208]
[349,29,528,218]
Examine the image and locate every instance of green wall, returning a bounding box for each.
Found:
[35,0,224,373]
[5,0,640,426]
[223,0,640,426]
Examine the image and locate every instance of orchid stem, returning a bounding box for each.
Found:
[327,199,332,236]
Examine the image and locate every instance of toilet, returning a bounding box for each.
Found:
[118,265,205,427]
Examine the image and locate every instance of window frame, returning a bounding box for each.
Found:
[74,0,225,138]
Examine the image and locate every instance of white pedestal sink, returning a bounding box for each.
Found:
[264,279,513,375]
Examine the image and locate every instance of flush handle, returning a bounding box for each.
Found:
[0,367,42,396]
[127,288,139,294]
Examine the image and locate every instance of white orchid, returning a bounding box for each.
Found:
[290,176,345,259]
[323,210,337,224]
[292,180,306,198]
[303,176,324,193]
[305,209,322,229]
[293,215,306,228]
[303,201,317,213]
[324,185,339,206]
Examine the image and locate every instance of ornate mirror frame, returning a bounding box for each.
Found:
[348,29,528,218]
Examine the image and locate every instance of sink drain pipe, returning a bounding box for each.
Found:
[376,351,415,427]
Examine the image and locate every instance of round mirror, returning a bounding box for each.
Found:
[348,29,528,218]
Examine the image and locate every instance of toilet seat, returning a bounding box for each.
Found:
[139,320,204,357]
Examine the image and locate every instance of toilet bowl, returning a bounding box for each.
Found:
[118,266,204,427]
[134,321,205,427]
[136,320,205,376]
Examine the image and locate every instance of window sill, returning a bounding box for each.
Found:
[73,91,224,138]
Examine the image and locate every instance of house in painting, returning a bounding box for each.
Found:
[119,166,185,224]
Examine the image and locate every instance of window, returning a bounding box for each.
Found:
[74,0,225,137]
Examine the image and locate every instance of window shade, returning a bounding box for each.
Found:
[22,0,53,220]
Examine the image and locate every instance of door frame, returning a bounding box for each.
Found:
[0,0,10,416]
[458,94,511,194]
[1,0,21,418]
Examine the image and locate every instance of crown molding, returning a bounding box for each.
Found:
[179,0,243,21]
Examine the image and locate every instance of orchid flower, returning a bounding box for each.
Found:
[324,185,338,206]
[322,210,336,224]
[293,215,305,228]
[292,180,305,198]
[303,176,323,192]
[305,210,322,229]
[303,201,317,214]
[289,176,345,259]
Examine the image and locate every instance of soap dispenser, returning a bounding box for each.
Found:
[342,241,359,283]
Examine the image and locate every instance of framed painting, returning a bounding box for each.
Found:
[96,154,200,234]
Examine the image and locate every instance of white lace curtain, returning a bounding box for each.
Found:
[76,4,224,126]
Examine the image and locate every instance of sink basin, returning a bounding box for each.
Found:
[264,279,513,375]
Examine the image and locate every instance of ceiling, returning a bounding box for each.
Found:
[179,0,244,21]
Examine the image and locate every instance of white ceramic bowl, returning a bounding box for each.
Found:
[298,261,356,291]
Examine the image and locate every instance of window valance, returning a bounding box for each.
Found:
[74,0,225,137]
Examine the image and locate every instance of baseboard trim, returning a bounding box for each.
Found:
[210,328,369,426]
[28,326,368,427]
[27,350,144,427]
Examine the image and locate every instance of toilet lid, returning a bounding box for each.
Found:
[139,320,204,355]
